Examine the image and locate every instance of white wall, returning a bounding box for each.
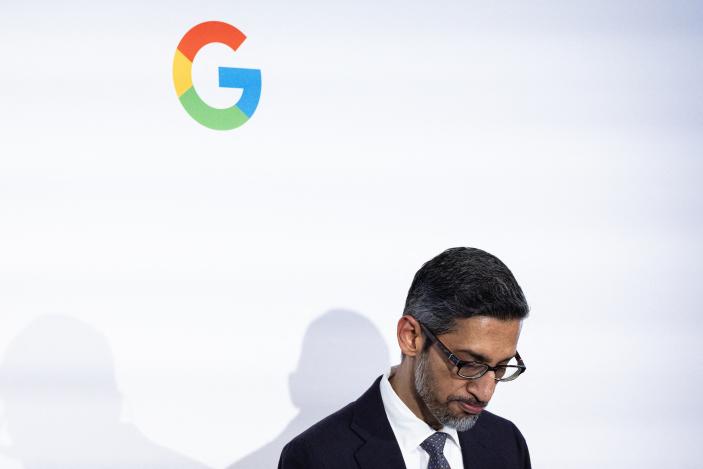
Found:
[0,1,701,468]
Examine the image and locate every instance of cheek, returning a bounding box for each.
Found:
[427,353,468,398]
[433,368,470,401]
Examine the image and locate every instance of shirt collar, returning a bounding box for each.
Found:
[379,367,461,454]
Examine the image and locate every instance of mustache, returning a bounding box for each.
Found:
[447,396,488,408]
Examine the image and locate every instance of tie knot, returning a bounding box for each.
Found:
[420,432,448,457]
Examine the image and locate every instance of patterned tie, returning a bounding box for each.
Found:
[420,432,451,469]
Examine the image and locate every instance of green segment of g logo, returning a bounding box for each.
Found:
[173,21,261,130]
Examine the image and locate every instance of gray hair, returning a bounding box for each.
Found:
[403,247,529,335]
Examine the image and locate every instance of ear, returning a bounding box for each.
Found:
[397,315,425,358]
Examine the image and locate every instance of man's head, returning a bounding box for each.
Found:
[396,247,528,431]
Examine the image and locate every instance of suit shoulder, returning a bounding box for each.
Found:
[477,409,520,429]
[473,410,529,451]
[464,411,531,468]
[279,401,363,469]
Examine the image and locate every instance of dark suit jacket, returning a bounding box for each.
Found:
[278,376,530,469]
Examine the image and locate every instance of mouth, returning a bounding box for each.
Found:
[454,400,485,415]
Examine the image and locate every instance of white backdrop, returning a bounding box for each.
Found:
[1,1,701,468]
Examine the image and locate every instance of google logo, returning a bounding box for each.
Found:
[173,21,261,130]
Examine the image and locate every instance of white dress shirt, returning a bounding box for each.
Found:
[379,369,465,469]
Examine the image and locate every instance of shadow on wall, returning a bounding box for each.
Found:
[0,315,211,469]
[229,309,390,469]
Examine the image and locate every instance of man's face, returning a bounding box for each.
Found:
[413,316,522,431]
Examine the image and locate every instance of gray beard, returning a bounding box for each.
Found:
[413,350,480,432]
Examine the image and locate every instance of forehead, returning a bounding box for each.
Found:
[441,316,522,359]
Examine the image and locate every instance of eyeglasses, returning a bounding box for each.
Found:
[418,322,526,382]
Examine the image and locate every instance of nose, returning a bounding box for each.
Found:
[467,370,497,403]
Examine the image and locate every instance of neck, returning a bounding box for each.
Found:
[388,359,442,430]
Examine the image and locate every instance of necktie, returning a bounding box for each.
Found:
[420,432,451,469]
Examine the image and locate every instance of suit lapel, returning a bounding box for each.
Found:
[350,376,407,469]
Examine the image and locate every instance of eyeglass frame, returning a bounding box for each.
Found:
[417,321,527,382]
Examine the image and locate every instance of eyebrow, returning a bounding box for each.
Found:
[454,348,515,365]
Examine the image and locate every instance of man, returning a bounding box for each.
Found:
[278,247,531,469]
